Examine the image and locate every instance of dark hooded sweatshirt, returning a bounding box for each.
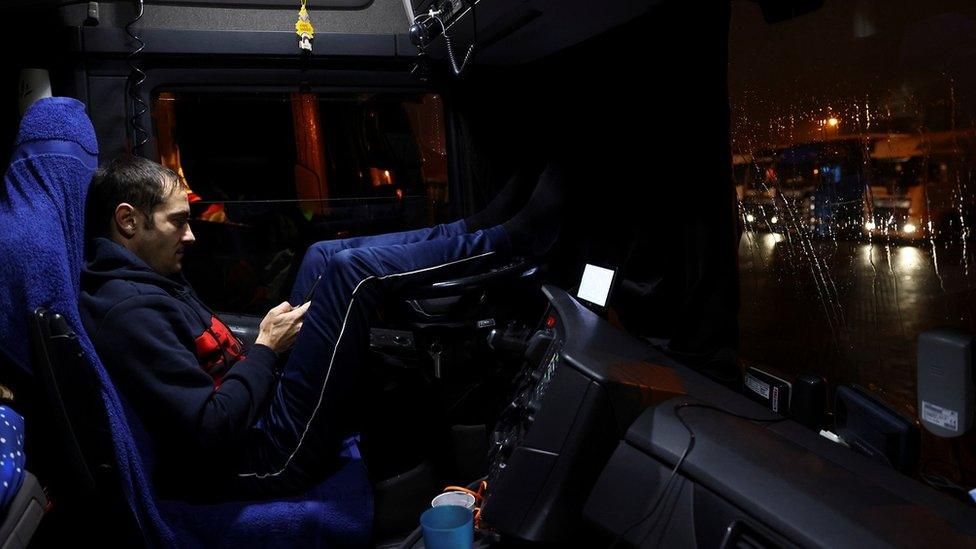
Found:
[79,237,278,486]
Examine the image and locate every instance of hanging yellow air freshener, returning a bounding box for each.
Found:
[296,0,315,52]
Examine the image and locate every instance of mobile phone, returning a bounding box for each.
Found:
[303,274,323,304]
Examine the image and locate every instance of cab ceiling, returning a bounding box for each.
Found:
[16,0,661,66]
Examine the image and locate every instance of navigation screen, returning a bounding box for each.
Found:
[577,264,615,307]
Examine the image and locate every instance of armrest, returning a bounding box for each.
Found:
[217,313,262,348]
[0,471,46,549]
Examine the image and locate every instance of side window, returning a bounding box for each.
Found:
[732,4,976,483]
[152,91,450,313]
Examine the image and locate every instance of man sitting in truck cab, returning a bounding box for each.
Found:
[79,154,567,500]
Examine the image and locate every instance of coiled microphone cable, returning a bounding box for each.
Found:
[125,0,150,154]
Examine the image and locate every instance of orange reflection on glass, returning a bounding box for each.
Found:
[369,167,394,187]
[153,92,193,196]
[200,203,227,223]
[291,93,330,217]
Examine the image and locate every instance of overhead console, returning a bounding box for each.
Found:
[406,0,661,65]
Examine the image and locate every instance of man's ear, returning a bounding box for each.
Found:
[114,203,138,238]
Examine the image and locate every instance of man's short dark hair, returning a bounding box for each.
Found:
[86,156,182,239]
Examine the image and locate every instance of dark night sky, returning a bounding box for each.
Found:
[729,0,976,147]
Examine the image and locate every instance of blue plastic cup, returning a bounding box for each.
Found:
[420,504,473,549]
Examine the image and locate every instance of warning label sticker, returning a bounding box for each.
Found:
[922,401,959,432]
[745,376,770,399]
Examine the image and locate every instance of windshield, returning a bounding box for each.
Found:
[731,1,976,485]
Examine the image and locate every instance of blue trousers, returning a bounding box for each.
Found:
[233,221,510,495]
[288,219,470,306]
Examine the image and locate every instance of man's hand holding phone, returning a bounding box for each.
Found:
[256,300,310,354]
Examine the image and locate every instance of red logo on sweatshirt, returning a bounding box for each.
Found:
[194,316,245,389]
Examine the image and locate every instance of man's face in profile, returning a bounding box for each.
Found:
[129,181,195,277]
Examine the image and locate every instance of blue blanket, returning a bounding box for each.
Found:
[0,97,372,547]
[160,436,373,548]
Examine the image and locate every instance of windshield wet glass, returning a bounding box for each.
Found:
[732,1,976,485]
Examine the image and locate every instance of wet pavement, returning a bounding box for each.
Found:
[739,231,976,413]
